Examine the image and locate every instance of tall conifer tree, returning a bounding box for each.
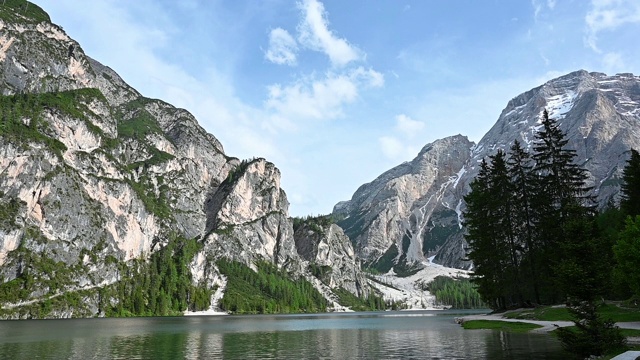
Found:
[531,109,590,302]
[488,150,523,306]
[507,140,539,304]
[464,159,507,308]
[621,149,640,217]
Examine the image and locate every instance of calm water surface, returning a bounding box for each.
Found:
[0,310,565,359]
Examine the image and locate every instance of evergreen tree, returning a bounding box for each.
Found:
[488,150,523,306]
[464,156,518,309]
[507,140,540,304]
[464,159,506,308]
[531,109,591,303]
[620,149,640,217]
[613,216,640,298]
[556,301,627,358]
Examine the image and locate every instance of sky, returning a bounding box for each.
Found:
[31,0,640,217]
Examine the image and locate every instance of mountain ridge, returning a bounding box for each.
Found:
[0,2,374,318]
[335,69,640,271]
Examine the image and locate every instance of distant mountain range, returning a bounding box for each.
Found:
[334,70,640,271]
[1,2,639,318]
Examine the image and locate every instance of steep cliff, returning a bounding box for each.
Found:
[293,218,368,297]
[335,70,640,270]
[0,2,375,317]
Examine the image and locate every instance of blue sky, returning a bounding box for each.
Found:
[32,0,640,216]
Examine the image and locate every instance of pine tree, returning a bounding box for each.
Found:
[488,150,523,306]
[620,149,640,217]
[507,140,540,304]
[531,109,591,303]
[614,216,640,298]
[464,158,512,309]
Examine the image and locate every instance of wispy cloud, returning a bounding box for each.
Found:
[395,114,424,138]
[378,114,426,161]
[265,28,298,66]
[265,67,383,121]
[532,0,557,21]
[585,0,640,52]
[263,0,383,125]
[296,0,362,67]
[602,51,625,71]
[379,136,406,160]
[547,0,556,10]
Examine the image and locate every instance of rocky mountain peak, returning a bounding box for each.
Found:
[335,70,640,271]
[335,134,474,271]
[0,2,382,317]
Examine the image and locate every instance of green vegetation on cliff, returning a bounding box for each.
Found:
[0,0,50,24]
[104,235,211,317]
[332,287,400,311]
[0,233,211,318]
[217,259,327,314]
[426,276,485,309]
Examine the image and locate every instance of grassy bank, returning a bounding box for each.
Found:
[503,304,640,322]
[462,320,542,333]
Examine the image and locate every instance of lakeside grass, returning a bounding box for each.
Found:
[620,329,640,337]
[503,304,640,322]
[462,320,542,333]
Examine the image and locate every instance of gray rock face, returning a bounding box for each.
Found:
[335,70,640,270]
[335,135,474,270]
[294,222,368,296]
[0,6,234,316]
[201,159,302,271]
[0,4,374,317]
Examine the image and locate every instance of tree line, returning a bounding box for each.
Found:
[426,276,485,309]
[217,259,328,314]
[104,234,212,317]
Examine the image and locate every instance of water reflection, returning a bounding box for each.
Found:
[0,310,565,359]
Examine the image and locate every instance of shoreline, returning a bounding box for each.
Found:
[183,309,228,316]
[455,313,640,334]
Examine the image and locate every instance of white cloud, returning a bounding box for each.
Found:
[378,135,422,161]
[532,0,543,20]
[395,114,424,138]
[265,67,383,121]
[379,136,405,159]
[532,0,557,20]
[585,0,640,52]
[262,0,382,125]
[377,115,425,161]
[602,51,625,71]
[351,66,385,88]
[296,0,362,67]
[547,0,556,10]
[265,27,298,66]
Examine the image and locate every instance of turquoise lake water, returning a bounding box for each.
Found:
[0,310,565,359]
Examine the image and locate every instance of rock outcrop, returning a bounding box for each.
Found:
[201,158,302,272]
[294,220,368,296]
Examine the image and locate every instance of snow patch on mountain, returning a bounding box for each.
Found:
[371,263,469,309]
[546,91,577,119]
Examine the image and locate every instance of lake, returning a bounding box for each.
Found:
[0,310,565,359]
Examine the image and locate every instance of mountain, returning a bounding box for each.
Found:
[334,70,640,271]
[0,2,370,318]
